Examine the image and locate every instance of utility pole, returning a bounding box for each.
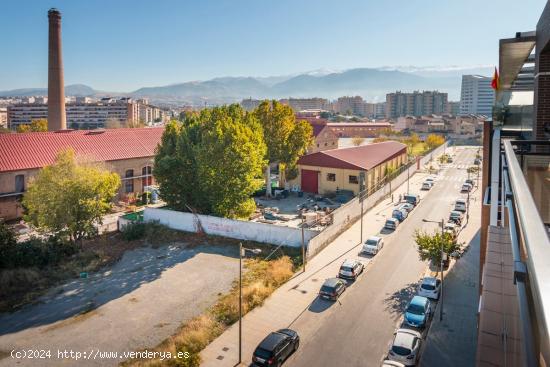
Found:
[439,219,445,322]
[359,171,366,244]
[238,242,242,365]
[301,218,306,272]
[407,164,410,195]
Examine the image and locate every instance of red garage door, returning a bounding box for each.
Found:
[301,169,318,194]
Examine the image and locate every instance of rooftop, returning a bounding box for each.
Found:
[0,127,164,172]
[298,141,406,171]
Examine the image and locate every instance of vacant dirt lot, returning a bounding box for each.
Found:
[0,242,240,367]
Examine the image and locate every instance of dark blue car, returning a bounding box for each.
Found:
[404,296,431,328]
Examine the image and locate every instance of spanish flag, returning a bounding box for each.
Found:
[491,67,499,90]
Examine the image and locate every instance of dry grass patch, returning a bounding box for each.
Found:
[123,256,295,367]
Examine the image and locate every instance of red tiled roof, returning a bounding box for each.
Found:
[297,141,406,171]
[0,127,164,172]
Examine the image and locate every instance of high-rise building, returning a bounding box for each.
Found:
[333,96,374,117]
[459,75,495,116]
[447,101,461,115]
[385,91,448,118]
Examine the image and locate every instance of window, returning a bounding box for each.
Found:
[125,170,134,193]
[349,175,358,184]
[15,175,25,192]
[142,166,152,188]
[327,173,336,182]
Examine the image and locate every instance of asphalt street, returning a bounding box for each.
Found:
[286,146,480,367]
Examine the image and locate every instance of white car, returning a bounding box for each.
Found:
[388,328,422,366]
[384,217,399,230]
[382,360,406,367]
[417,277,441,300]
[362,236,384,255]
[338,259,364,280]
[397,203,414,213]
[444,222,459,237]
[461,183,472,192]
[454,198,467,212]
[421,181,432,190]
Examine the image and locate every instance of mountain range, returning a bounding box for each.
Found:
[0,66,493,106]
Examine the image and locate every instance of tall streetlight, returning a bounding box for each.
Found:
[422,218,446,321]
[238,243,262,365]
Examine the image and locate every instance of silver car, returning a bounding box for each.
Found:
[388,328,422,366]
[417,277,441,300]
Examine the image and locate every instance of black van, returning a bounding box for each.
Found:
[404,194,420,206]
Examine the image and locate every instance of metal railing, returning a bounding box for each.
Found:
[502,139,550,366]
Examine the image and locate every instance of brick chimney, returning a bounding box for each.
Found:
[47,8,67,131]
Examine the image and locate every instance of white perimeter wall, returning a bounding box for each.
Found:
[143,207,319,248]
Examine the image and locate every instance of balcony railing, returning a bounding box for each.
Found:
[500,139,550,366]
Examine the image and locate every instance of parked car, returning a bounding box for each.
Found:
[403,194,420,206]
[448,210,464,225]
[404,296,432,328]
[397,202,414,213]
[338,259,364,280]
[421,181,432,190]
[465,179,474,186]
[319,278,346,301]
[392,209,408,222]
[388,328,422,366]
[454,198,467,212]
[474,158,481,165]
[417,277,441,300]
[444,222,459,238]
[425,176,436,183]
[362,236,384,255]
[461,183,473,192]
[384,217,400,230]
[447,156,453,163]
[252,329,299,367]
[382,361,406,367]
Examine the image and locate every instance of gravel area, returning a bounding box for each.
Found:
[0,243,239,367]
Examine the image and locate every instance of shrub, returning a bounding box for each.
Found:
[121,222,147,241]
[0,235,77,269]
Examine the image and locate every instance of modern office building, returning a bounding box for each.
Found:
[460,75,495,116]
[7,98,164,129]
[386,91,448,118]
[477,4,548,367]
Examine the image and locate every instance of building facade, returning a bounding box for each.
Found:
[459,75,495,116]
[0,127,163,220]
[279,98,330,112]
[289,141,407,195]
[326,122,392,138]
[7,98,164,130]
[386,91,448,118]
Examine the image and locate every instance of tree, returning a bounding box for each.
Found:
[319,111,330,119]
[22,149,120,244]
[254,100,312,197]
[425,134,445,150]
[385,165,398,194]
[154,105,267,218]
[373,136,388,143]
[0,127,12,134]
[414,229,459,275]
[105,118,122,129]
[16,119,48,133]
[352,136,365,146]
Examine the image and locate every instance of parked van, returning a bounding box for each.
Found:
[404,194,420,206]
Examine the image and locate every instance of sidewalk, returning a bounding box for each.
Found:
[200,167,431,366]
[419,186,481,367]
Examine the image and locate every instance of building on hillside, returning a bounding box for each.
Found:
[0,127,163,220]
[279,98,330,112]
[459,75,495,116]
[447,101,461,115]
[240,98,262,111]
[326,122,392,138]
[289,141,407,195]
[7,98,165,130]
[386,91,448,118]
[0,108,7,128]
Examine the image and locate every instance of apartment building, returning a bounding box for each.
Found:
[333,96,376,117]
[279,97,330,112]
[447,101,461,115]
[7,97,164,130]
[476,5,548,366]
[0,108,8,128]
[460,75,495,116]
[386,91,448,118]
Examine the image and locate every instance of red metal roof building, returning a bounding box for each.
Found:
[292,141,407,194]
[0,127,163,220]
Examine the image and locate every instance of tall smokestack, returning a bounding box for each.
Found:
[48,8,66,131]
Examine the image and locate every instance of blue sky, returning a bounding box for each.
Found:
[0,0,545,91]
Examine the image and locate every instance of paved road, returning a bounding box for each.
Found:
[287,146,479,367]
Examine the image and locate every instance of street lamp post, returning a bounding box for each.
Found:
[238,243,262,365]
[423,218,445,321]
[301,218,306,272]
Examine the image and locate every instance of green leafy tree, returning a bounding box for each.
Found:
[425,134,445,150]
[154,106,267,218]
[352,136,365,146]
[22,149,120,244]
[414,229,459,274]
[16,119,48,133]
[254,100,312,196]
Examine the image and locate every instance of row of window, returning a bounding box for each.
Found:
[326,172,358,184]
